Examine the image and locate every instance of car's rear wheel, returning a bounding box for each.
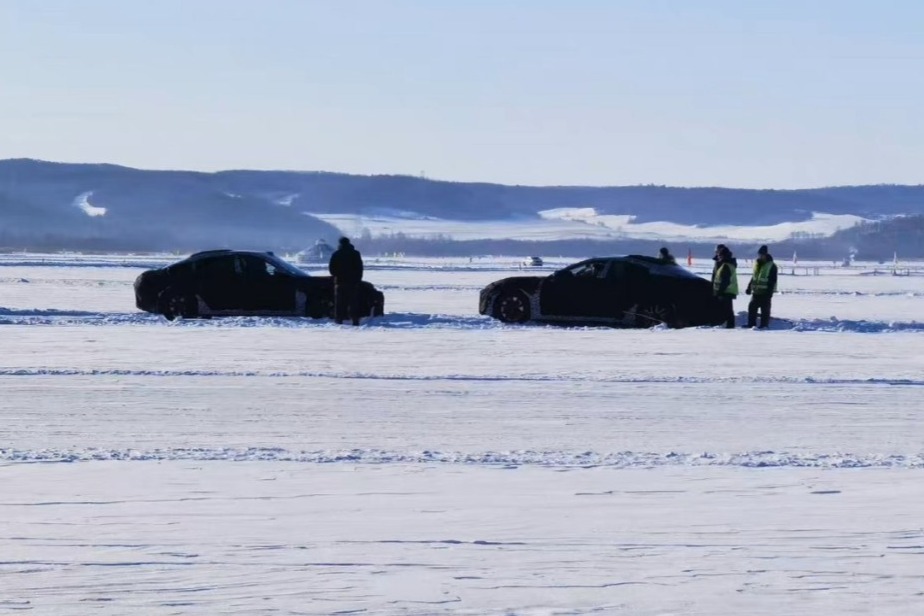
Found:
[635,303,676,328]
[493,290,531,323]
[372,291,385,317]
[159,289,197,321]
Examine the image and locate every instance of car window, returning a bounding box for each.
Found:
[265,255,308,277]
[194,255,235,278]
[606,261,650,285]
[605,261,627,281]
[567,261,606,279]
[236,255,276,280]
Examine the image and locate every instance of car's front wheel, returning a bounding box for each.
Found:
[159,289,197,321]
[493,290,531,323]
[306,295,332,319]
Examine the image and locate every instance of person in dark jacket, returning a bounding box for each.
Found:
[328,237,364,325]
[711,244,738,328]
[658,246,677,265]
[746,244,778,328]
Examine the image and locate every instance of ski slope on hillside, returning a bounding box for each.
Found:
[313,209,868,243]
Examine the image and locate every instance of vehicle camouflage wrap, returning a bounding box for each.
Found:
[479,255,725,328]
[134,249,384,320]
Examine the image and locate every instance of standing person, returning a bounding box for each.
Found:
[711,244,726,283]
[328,236,364,326]
[658,247,677,265]
[711,244,738,328]
[746,245,778,329]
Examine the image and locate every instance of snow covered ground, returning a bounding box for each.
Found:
[2,254,924,614]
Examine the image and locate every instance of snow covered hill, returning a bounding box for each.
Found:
[2,158,924,251]
[315,208,868,244]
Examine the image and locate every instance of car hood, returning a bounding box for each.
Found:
[482,276,545,294]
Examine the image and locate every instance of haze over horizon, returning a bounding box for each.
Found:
[7,156,924,192]
[3,0,923,189]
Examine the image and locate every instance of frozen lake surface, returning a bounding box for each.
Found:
[1,254,923,614]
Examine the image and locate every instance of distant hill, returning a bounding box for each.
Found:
[2,158,924,253]
[824,215,924,260]
[0,159,341,252]
[212,168,924,226]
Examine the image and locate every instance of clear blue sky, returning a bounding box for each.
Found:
[2,0,922,188]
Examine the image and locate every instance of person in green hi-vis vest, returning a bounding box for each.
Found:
[746,245,779,329]
[711,244,738,329]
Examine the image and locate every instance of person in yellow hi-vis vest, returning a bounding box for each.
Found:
[745,244,779,329]
[711,244,738,328]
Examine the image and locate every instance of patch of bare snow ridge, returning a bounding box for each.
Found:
[538,207,868,243]
[72,191,107,217]
[313,207,868,243]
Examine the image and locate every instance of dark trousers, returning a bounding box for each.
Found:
[747,294,772,328]
[334,281,361,325]
[717,296,735,328]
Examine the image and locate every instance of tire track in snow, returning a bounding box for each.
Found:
[782,290,924,297]
[2,447,923,469]
[0,309,499,329]
[1,367,923,386]
[2,308,923,333]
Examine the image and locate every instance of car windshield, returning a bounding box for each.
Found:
[559,261,605,278]
[265,254,309,277]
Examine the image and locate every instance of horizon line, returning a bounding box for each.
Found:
[2,157,923,193]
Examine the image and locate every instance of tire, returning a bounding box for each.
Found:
[307,296,331,319]
[159,289,197,321]
[635,304,676,328]
[493,290,531,323]
[372,292,385,317]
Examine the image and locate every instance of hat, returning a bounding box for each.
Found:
[715,244,726,252]
[338,237,351,246]
[757,245,768,255]
[659,247,670,256]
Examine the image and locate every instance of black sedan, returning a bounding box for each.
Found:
[135,249,385,320]
[479,255,725,328]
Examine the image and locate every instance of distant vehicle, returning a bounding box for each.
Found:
[521,256,544,267]
[135,249,385,321]
[479,255,725,328]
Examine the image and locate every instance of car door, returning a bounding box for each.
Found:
[194,255,238,312]
[615,261,655,320]
[603,260,636,320]
[235,255,297,313]
[581,259,632,320]
[540,260,609,318]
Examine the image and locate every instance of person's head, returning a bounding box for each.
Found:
[757,244,769,260]
[659,247,670,257]
[339,237,352,248]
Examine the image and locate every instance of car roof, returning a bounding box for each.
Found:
[175,250,309,277]
[573,255,704,280]
[184,249,276,262]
